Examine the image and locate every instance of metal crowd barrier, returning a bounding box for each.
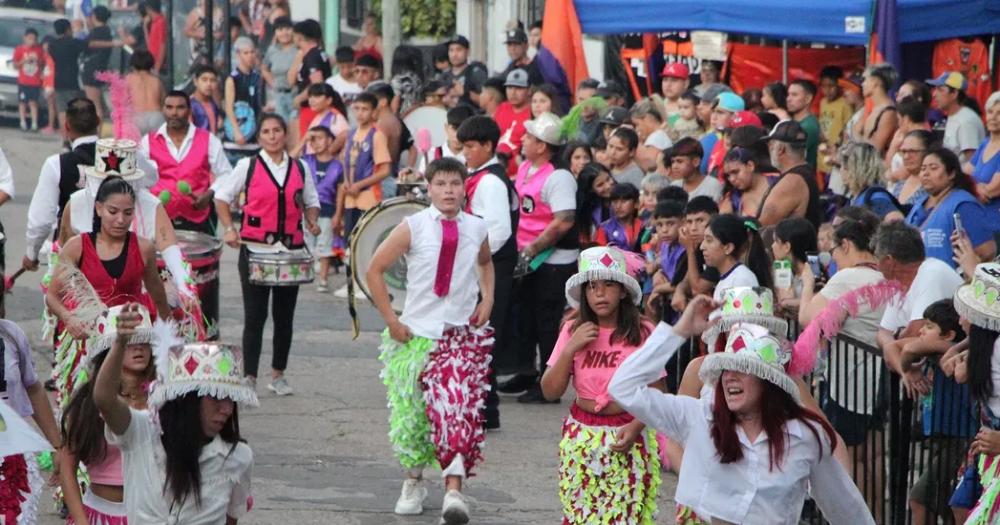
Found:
[674,321,977,525]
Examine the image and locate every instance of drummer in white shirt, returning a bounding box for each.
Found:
[214,113,321,397]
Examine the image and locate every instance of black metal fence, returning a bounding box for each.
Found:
[674,323,977,525]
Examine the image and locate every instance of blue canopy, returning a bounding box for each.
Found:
[574,0,1000,44]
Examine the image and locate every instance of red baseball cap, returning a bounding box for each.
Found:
[727,110,763,129]
[661,62,690,79]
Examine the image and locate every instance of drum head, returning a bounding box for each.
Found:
[174,230,223,260]
[403,106,448,148]
[351,197,429,313]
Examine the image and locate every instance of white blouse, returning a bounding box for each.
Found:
[106,409,254,525]
[608,323,874,525]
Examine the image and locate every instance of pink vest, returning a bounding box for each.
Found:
[514,160,555,250]
[241,155,306,248]
[148,129,213,224]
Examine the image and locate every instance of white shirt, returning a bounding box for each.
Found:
[713,264,759,304]
[213,152,320,253]
[25,136,99,260]
[880,258,963,332]
[141,124,233,182]
[820,265,886,414]
[106,409,253,525]
[671,175,724,202]
[0,146,14,201]
[644,129,673,150]
[326,74,362,102]
[608,323,875,525]
[943,106,986,156]
[467,158,515,255]
[399,206,488,340]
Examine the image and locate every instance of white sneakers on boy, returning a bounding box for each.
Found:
[440,490,470,524]
[394,478,427,515]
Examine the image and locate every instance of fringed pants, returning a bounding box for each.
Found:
[558,404,660,525]
[0,453,42,525]
[379,325,493,478]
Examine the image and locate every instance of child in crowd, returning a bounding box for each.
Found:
[667,91,703,143]
[639,173,670,222]
[646,199,687,323]
[189,65,221,134]
[596,183,644,252]
[334,92,391,243]
[366,158,495,524]
[884,299,973,523]
[671,196,720,313]
[416,105,473,174]
[13,28,44,131]
[817,223,836,253]
[293,83,349,157]
[540,246,660,524]
[303,126,345,291]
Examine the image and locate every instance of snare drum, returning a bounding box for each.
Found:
[247,250,315,286]
[158,231,223,338]
[350,197,428,313]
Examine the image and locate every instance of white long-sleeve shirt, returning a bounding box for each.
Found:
[608,323,874,525]
[0,146,14,201]
[467,158,514,255]
[140,123,233,182]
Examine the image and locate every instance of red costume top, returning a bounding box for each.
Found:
[78,232,151,310]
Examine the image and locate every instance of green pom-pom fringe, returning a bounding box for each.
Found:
[379,330,438,469]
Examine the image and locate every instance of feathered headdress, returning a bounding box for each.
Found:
[95,71,141,141]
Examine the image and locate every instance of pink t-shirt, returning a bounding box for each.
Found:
[547,320,661,411]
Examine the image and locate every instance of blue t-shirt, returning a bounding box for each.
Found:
[906,190,994,269]
[927,363,977,438]
[971,139,1000,215]
[699,132,718,175]
[852,186,900,220]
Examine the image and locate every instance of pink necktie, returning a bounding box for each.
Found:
[434,219,459,297]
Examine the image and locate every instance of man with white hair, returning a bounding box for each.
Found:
[224,36,264,146]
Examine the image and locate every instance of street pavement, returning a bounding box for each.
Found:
[0,127,678,524]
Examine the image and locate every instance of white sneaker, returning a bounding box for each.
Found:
[394,478,427,515]
[267,377,293,396]
[333,284,350,298]
[440,490,469,524]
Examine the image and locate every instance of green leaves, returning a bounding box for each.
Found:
[370,0,456,39]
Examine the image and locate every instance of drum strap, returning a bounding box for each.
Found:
[348,263,361,339]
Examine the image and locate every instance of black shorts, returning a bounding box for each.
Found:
[822,394,881,447]
[80,68,105,88]
[17,85,40,103]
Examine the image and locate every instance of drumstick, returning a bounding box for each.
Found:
[4,268,26,293]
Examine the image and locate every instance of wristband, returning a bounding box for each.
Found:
[162,245,192,294]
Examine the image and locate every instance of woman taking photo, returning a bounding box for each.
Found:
[972,92,1000,218]
[94,304,256,524]
[608,296,874,524]
[214,113,322,394]
[762,82,791,121]
[852,64,898,154]
[540,246,660,524]
[770,217,817,312]
[575,162,615,246]
[719,147,770,217]
[905,146,996,268]
[61,305,156,525]
[841,141,904,221]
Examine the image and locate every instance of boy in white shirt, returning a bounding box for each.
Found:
[366,157,495,524]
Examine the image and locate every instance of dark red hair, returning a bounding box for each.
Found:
[710,377,836,471]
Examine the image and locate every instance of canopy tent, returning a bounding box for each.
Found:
[574,0,1000,44]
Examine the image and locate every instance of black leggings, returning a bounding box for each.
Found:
[238,247,300,377]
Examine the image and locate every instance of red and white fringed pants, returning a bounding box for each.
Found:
[379,325,494,478]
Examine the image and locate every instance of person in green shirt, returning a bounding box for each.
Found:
[788,79,821,170]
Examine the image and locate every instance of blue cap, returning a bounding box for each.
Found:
[714,92,745,112]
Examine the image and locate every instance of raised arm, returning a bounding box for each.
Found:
[93,304,143,435]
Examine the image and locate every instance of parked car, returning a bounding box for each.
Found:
[0,8,60,115]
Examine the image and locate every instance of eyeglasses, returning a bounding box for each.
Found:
[899,148,926,156]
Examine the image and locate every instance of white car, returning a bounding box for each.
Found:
[0,8,61,116]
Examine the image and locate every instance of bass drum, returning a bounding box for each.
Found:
[350,197,429,313]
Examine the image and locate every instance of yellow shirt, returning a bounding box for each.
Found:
[819,97,853,173]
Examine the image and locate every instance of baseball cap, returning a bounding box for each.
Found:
[727,110,763,129]
[927,71,967,91]
[661,62,690,79]
[596,80,625,99]
[504,28,528,44]
[696,83,732,105]
[504,68,529,88]
[598,106,628,126]
[714,92,745,113]
[447,35,471,48]
[761,120,808,145]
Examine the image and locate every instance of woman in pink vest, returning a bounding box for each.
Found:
[214,113,322,395]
